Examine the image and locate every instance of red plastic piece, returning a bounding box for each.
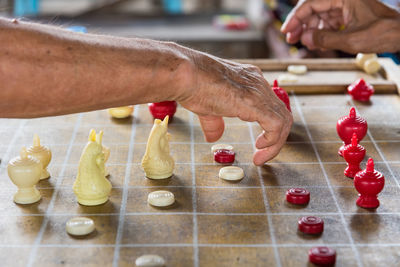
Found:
[354,158,385,209]
[214,149,235,164]
[308,247,336,266]
[286,188,310,205]
[272,80,291,112]
[298,216,324,235]
[347,78,374,102]
[148,101,177,120]
[343,133,366,178]
[336,107,368,157]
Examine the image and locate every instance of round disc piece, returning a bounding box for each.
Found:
[147,190,175,207]
[298,216,324,235]
[219,166,244,181]
[308,246,336,266]
[211,144,234,153]
[135,254,165,267]
[286,188,310,205]
[214,149,235,164]
[66,217,95,236]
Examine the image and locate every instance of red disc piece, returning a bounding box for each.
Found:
[347,78,374,102]
[272,80,291,112]
[298,216,324,235]
[286,188,310,205]
[214,149,235,163]
[308,247,336,266]
[148,101,177,120]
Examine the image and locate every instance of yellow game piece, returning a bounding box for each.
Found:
[141,116,174,179]
[73,129,112,206]
[135,254,166,267]
[102,145,110,177]
[364,58,381,75]
[27,134,52,180]
[7,147,42,204]
[107,106,134,119]
[66,217,95,236]
[219,166,244,181]
[278,73,298,84]
[287,65,308,75]
[147,190,175,207]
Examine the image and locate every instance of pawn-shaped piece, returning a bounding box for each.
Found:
[7,147,42,204]
[102,145,110,177]
[141,116,175,179]
[148,101,177,120]
[354,158,385,209]
[73,130,112,206]
[336,107,368,157]
[347,78,374,102]
[343,133,366,178]
[272,80,291,112]
[27,134,52,180]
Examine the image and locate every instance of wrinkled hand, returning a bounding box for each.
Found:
[176,51,293,165]
[281,0,400,53]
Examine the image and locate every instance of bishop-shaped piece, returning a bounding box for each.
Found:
[354,158,385,209]
[272,80,291,112]
[27,134,52,180]
[347,78,374,102]
[343,133,366,178]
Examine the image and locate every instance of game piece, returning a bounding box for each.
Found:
[66,217,95,236]
[7,147,42,204]
[214,149,235,164]
[135,254,166,267]
[355,53,377,68]
[343,133,366,178]
[102,145,110,177]
[272,80,291,112]
[27,134,52,180]
[347,78,374,102]
[298,216,324,235]
[107,106,134,119]
[287,65,307,75]
[355,53,381,74]
[336,107,368,157]
[278,73,298,84]
[219,166,244,181]
[286,188,310,205]
[308,247,336,266]
[211,144,234,153]
[142,116,175,179]
[147,190,175,207]
[148,101,177,120]
[354,158,385,209]
[73,129,112,206]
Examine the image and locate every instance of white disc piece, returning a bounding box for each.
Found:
[135,254,166,267]
[278,73,298,84]
[363,58,381,75]
[287,65,307,75]
[211,144,234,153]
[66,217,95,236]
[147,190,175,207]
[107,106,134,119]
[219,166,244,181]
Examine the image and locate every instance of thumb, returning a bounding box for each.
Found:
[198,115,225,142]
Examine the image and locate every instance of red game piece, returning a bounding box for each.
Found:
[354,158,385,209]
[347,78,374,102]
[286,188,310,205]
[214,149,235,163]
[298,216,324,235]
[336,107,368,157]
[272,80,291,112]
[308,247,336,266]
[343,133,366,178]
[148,101,177,120]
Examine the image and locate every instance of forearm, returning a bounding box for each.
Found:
[0,17,191,118]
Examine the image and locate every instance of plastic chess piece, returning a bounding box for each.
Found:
[107,106,134,119]
[354,158,385,209]
[347,78,374,102]
[148,101,177,120]
[214,149,235,164]
[308,247,336,266]
[7,147,42,204]
[102,145,110,177]
[272,80,291,112]
[343,133,366,178]
[336,107,368,157]
[27,134,52,180]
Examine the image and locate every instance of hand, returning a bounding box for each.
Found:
[281,0,400,53]
[175,49,293,165]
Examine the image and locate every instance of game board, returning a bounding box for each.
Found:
[0,59,399,267]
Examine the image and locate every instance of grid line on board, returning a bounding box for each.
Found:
[190,112,199,267]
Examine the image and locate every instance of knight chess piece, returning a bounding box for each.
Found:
[27,134,52,180]
[102,145,110,177]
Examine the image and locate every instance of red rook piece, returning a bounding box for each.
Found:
[286,188,310,205]
[272,80,291,112]
[148,101,177,120]
[298,216,324,235]
[354,158,385,209]
[343,133,366,178]
[309,247,336,266]
[348,78,374,102]
[214,149,235,164]
[336,107,368,157]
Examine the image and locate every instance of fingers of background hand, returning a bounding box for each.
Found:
[286,25,303,44]
[198,115,225,142]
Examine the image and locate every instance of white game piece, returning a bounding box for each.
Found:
[355,53,377,68]
[147,190,175,207]
[7,147,42,204]
[141,116,174,179]
[219,166,244,181]
[211,144,234,153]
[135,254,166,267]
[27,134,52,180]
[278,73,298,84]
[107,106,134,119]
[66,217,95,236]
[363,58,381,75]
[287,65,307,75]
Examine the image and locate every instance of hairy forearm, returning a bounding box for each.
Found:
[0,17,192,118]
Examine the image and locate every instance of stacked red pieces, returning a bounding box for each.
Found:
[214,149,235,164]
[343,133,366,178]
[286,188,310,205]
[348,78,374,102]
[148,101,177,120]
[298,216,324,235]
[309,247,336,266]
[272,80,291,112]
